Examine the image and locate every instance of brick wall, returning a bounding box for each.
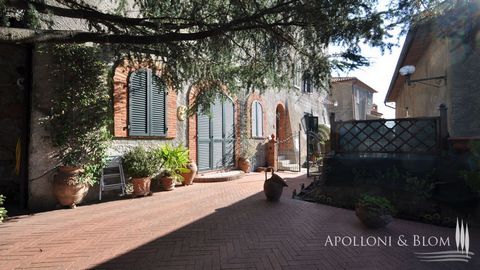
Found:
[112,59,176,139]
[187,85,239,164]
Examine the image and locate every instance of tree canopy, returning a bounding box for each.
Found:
[0,0,467,109]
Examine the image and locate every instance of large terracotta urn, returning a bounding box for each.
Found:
[238,157,251,173]
[181,161,198,186]
[52,166,89,208]
[131,177,152,197]
[263,171,288,201]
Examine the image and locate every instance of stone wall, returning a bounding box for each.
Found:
[330,81,354,121]
[394,27,480,137]
[0,45,27,205]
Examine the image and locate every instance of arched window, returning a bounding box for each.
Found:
[251,100,263,137]
[128,69,167,136]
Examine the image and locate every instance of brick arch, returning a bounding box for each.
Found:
[186,85,239,163]
[112,59,177,138]
[246,92,268,138]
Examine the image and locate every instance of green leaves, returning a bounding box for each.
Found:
[152,144,190,182]
[357,194,397,215]
[0,194,7,223]
[43,44,112,185]
[122,146,158,178]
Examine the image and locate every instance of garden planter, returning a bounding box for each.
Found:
[131,177,152,197]
[238,158,251,173]
[181,162,198,186]
[161,176,176,191]
[263,171,288,201]
[52,166,89,208]
[355,204,393,228]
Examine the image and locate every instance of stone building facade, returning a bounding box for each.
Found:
[385,6,480,138]
[330,77,379,121]
[22,51,330,210]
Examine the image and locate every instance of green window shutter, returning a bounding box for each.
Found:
[251,101,257,137]
[150,73,167,136]
[129,70,148,136]
[256,102,263,137]
[252,101,263,137]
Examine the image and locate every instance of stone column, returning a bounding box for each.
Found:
[266,134,278,171]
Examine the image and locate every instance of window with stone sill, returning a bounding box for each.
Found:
[128,69,167,137]
[251,100,264,138]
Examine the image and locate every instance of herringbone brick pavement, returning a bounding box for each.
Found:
[0,170,479,270]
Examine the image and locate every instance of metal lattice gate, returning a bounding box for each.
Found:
[277,131,301,172]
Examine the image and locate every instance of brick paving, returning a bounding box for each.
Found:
[0,170,479,270]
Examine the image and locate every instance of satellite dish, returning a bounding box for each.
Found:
[399,65,416,76]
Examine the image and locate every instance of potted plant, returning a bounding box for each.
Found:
[355,194,397,228]
[154,144,190,191]
[238,128,256,173]
[0,194,7,223]
[122,146,157,197]
[45,45,111,208]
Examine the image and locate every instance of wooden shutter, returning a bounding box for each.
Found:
[224,99,235,167]
[197,107,211,171]
[150,74,167,136]
[256,102,263,137]
[251,101,257,137]
[211,99,223,168]
[129,70,148,136]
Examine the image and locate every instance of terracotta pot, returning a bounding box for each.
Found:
[355,204,393,229]
[181,162,198,186]
[238,158,251,173]
[161,176,175,191]
[131,177,152,197]
[263,172,288,201]
[52,166,89,208]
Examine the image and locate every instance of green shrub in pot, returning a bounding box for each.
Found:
[355,194,397,228]
[122,146,158,196]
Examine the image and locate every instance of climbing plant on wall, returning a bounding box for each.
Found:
[44,44,112,185]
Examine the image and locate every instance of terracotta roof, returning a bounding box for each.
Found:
[330,77,378,93]
[330,77,356,83]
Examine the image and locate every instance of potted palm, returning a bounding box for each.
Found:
[355,194,397,228]
[154,144,190,191]
[45,45,111,208]
[122,146,157,197]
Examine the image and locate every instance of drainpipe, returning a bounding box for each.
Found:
[20,44,33,209]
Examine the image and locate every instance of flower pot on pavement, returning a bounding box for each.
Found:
[52,166,89,208]
[131,177,152,197]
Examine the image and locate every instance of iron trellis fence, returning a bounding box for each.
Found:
[330,104,448,156]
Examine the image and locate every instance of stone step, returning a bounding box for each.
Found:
[279,159,291,166]
[194,170,244,183]
[278,163,300,171]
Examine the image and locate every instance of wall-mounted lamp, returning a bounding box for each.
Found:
[399,65,447,87]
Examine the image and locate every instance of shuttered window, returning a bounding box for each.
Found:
[251,101,263,138]
[128,69,167,137]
